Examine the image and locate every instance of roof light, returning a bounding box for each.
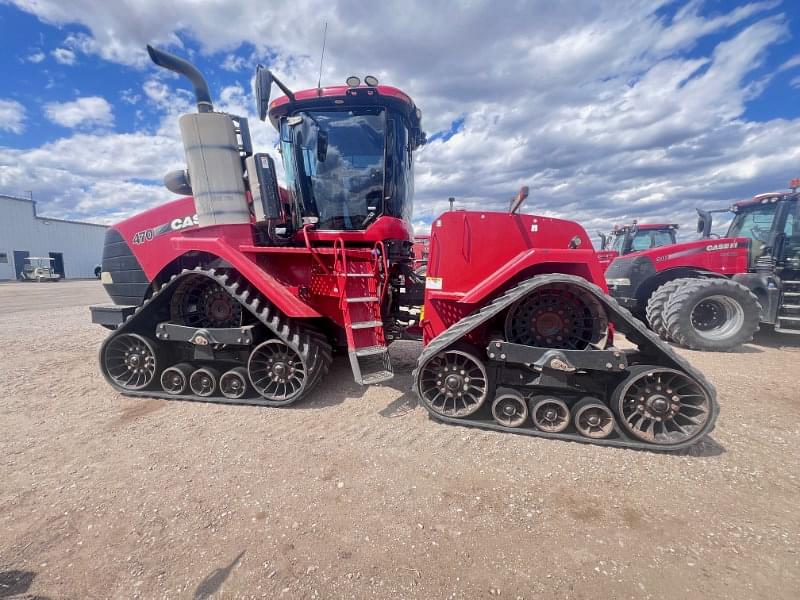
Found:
[364,75,378,86]
[346,76,360,87]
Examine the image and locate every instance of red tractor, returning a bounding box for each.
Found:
[596,222,678,270]
[605,185,800,351]
[89,46,717,450]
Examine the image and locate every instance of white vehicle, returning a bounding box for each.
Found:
[20,257,61,282]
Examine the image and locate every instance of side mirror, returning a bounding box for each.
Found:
[255,65,273,121]
[317,129,329,162]
[696,208,713,238]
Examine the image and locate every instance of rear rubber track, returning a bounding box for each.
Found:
[413,274,719,452]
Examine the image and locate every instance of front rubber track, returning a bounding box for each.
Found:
[413,274,719,452]
[99,266,332,406]
[663,278,761,351]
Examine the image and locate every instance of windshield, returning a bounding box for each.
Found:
[727,205,777,241]
[630,229,675,251]
[282,108,386,230]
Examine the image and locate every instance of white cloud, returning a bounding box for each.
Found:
[0,99,26,134]
[27,51,46,63]
[44,96,114,128]
[221,53,246,72]
[51,47,76,65]
[4,0,799,236]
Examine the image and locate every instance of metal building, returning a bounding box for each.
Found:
[0,194,107,280]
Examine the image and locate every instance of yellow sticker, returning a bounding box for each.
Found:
[100,271,113,284]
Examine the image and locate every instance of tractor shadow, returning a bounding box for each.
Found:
[298,341,422,412]
[750,327,800,350]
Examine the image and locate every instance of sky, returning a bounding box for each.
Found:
[2,0,800,241]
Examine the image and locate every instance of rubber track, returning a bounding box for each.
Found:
[100,266,332,406]
[412,274,719,452]
[663,278,761,351]
[646,278,691,341]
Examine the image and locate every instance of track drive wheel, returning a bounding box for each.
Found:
[612,365,712,446]
[417,348,489,418]
[170,275,243,328]
[102,333,159,391]
[646,279,686,341]
[663,279,760,351]
[504,283,608,349]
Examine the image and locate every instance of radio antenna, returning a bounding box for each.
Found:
[317,20,328,91]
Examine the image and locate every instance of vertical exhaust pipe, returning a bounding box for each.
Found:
[148,44,250,227]
[146,45,213,113]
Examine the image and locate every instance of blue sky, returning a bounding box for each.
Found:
[2,0,800,237]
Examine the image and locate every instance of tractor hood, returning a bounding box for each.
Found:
[605,236,750,310]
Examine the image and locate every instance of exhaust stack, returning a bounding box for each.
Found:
[148,45,249,227]
[146,45,213,113]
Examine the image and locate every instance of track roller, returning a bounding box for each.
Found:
[612,365,712,445]
[189,367,219,397]
[161,362,193,395]
[572,397,615,439]
[220,367,248,399]
[102,333,159,391]
[416,348,489,417]
[530,396,570,433]
[491,388,528,427]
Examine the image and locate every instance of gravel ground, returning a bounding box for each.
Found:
[1,280,798,599]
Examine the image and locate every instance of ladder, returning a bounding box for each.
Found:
[775,279,800,334]
[334,239,394,384]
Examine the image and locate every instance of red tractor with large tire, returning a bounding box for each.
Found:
[605,186,800,351]
[596,222,679,270]
[89,46,718,451]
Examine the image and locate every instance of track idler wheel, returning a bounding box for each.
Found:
[612,366,712,445]
[220,367,248,399]
[417,348,489,418]
[504,283,608,349]
[530,396,570,433]
[161,363,192,395]
[189,367,219,397]
[248,339,309,405]
[103,333,159,391]
[491,388,528,427]
[572,397,615,439]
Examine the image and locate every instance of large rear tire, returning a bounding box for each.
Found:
[646,279,688,341]
[663,279,760,351]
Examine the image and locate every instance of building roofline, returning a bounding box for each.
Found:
[1,193,108,228]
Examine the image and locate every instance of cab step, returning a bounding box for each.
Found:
[351,320,383,330]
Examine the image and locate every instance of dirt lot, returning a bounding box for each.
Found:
[1,280,798,599]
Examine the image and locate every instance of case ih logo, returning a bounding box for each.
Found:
[171,214,199,230]
[706,242,739,252]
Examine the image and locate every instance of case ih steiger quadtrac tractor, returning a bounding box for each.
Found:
[89,46,718,451]
[596,222,678,270]
[605,184,800,351]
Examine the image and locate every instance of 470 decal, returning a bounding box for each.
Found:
[131,214,199,245]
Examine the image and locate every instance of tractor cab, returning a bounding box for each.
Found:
[260,70,425,242]
[697,186,800,270]
[596,222,678,270]
[605,223,678,254]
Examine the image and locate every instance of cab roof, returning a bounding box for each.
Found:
[267,84,422,131]
[613,223,678,232]
[732,191,798,210]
